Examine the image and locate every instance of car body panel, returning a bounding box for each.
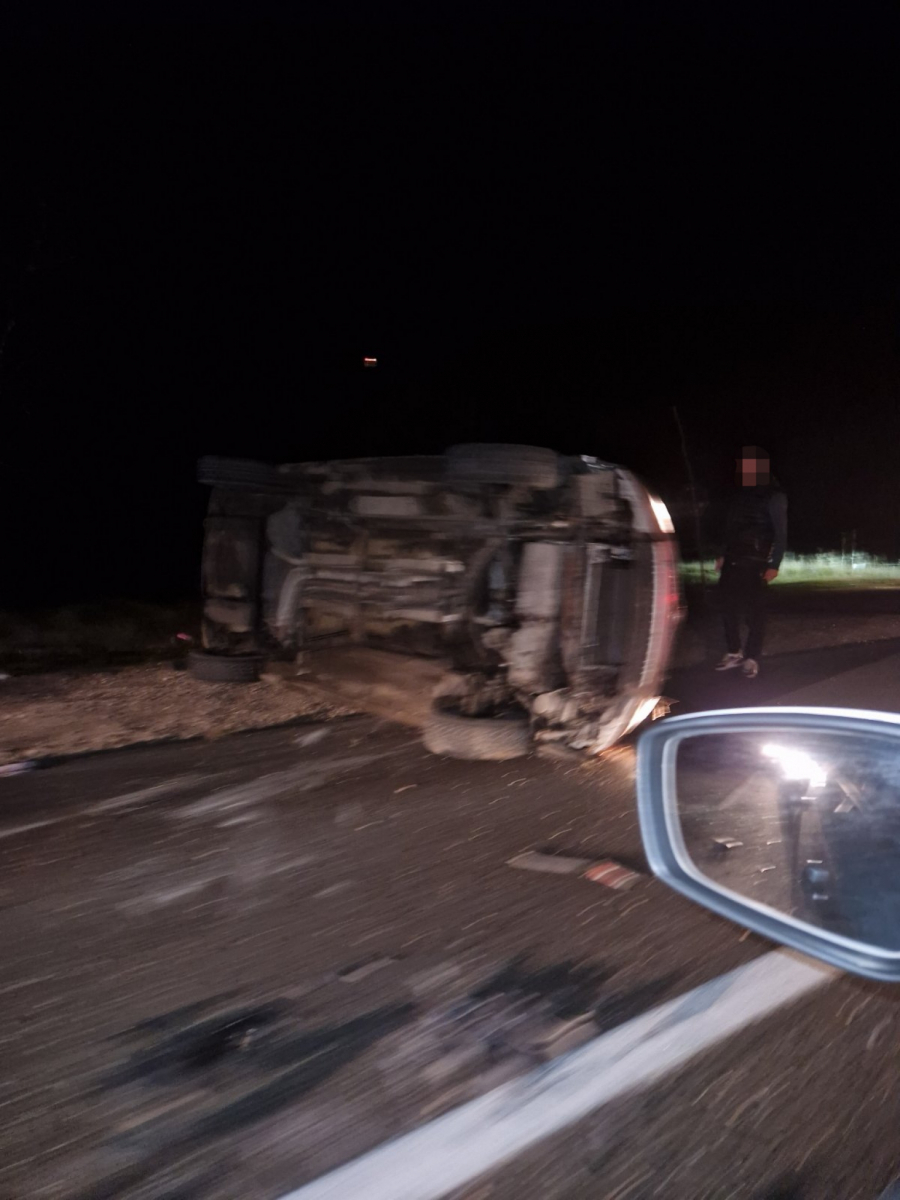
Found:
[198,446,682,753]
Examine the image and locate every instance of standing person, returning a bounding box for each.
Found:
[714,446,787,678]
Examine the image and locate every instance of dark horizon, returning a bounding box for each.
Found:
[2,3,899,604]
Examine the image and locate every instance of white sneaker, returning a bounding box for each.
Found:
[742,658,759,679]
[715,653,744,671]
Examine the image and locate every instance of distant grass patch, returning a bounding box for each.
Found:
[681,553,900,588]
[0,600,201,672]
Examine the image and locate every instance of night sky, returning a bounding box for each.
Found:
[2,2,899,605]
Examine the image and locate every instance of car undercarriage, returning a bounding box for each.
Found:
[196,445,681,758]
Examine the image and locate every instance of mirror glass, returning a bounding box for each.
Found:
[675,729,900,951]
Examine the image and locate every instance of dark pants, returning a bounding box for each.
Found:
[719,559,768,659]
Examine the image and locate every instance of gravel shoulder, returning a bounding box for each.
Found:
[0,664,352,765]
[2,606,898,766]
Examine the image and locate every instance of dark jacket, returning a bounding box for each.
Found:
[719,484,788,569]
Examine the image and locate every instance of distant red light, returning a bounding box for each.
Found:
[363,356,377,368]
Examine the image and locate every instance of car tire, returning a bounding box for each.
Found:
[198,456,286,492]
[188,650,262,683]
[444,444,561,490]
[422,706,532,761]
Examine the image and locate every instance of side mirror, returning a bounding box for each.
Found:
[637,707,900,981]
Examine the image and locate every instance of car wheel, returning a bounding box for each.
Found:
[422,705,532,761]
[188,650,262,683]
[444,444,561,490]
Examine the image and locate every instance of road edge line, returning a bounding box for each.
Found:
[280,950,834,1200]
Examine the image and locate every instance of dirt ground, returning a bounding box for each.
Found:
[2,607,899,767]
[0,665,352,766]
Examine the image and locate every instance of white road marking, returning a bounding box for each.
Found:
[0,742,409,838]
[173,748,408,820]
[86,774,210,814]
[0,818,59,840]
[281,950,835,1200]
[173,768,310,819]
[0,774,214,839]
[0,974,55,995]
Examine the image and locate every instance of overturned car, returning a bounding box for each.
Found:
[195,444,682,758]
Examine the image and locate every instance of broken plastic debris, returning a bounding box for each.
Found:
[582,860,642,890]
[713,837,743,850]
[532,1012,596,1052]
[508,851,643,890]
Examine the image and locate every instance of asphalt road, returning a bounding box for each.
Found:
[3,631,900,1199]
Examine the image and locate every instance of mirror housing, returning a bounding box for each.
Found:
[637,706,900,982]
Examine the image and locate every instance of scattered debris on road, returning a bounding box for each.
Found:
[713,836,744,851]
[508,850,644,890]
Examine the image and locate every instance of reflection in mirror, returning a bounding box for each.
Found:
[675,730,900,951]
